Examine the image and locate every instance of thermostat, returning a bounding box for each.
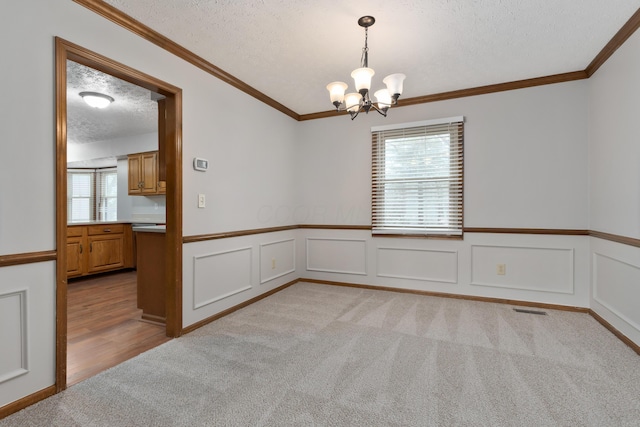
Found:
[193,157,208,171]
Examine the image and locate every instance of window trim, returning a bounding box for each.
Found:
[371,116,464,238]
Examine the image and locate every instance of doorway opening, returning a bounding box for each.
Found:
[55,38,183,391]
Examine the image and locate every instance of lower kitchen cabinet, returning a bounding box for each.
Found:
[67,224,133,278]
[135,230,166,324]
[87,234,124,273]
[66,236,84,277]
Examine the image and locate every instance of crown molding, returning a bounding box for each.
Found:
[586,7,640,76]
[73,0,300,121]
[75,1,639,121]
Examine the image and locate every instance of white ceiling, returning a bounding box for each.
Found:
[68,0,640,154]
[99,0,640,115]
[67,60,158,146]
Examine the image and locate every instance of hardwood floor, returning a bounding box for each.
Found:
[67,270,170,386]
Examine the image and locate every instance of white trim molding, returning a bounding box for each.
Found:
[0,289,29,384]
[192,247,253,309]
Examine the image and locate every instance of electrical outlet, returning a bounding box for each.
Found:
[198,193,206,208]
[496,264,506,275]
[271,258,276,269]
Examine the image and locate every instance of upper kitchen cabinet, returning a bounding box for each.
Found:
[128,151,165,195]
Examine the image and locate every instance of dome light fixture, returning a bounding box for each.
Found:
[326,16,406,120]
[79,91,114,109]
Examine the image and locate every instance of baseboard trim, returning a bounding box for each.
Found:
[181,278,300,334]
[0,385,56,420]
[301,278,590,313]
[589,309,640,356]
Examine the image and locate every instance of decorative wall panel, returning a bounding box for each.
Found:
[471,245,574,294]
[260,238,295,284]
[593,253,640,331]
[377,247,458,283]
[192,247,252,309]
[306,238,367,275]
[0,290,28,384]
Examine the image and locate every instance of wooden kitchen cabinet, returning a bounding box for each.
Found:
[66,236,84,278]
[127,151,166,196]
[67,224,132,278]
[136,230,166,324]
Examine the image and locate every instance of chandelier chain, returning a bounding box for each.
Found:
[361,27,369,68]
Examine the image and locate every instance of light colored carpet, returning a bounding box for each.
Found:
[2,282,640,426]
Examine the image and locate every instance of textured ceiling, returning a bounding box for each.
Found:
[101,0,640,115]
[67,60,157,146]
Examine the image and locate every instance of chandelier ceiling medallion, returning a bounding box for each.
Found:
[326,16,406,120]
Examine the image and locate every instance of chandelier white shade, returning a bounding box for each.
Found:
[326,16,405,120]
[79,91,114,109]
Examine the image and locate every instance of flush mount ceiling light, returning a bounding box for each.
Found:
[79,91,114,109]
[326,16,406,120]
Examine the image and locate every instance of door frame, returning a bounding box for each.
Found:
[55,37,183,391]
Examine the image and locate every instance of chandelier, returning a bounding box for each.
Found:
[326,16,406,120]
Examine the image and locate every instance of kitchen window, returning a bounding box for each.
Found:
[371,117,464,237]
[68,168,117,222]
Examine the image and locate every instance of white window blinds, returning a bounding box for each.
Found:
[97,168,118,221]
[67,168,117,222]
[68,170,94,222]
[372,117,464,236]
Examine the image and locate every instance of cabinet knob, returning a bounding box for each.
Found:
[103,228,111,232]
[79,244,83,254]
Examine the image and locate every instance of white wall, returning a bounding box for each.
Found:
[67,132,158,164]
[297,229,590,308]
[2,0,639,412]
[294,81,591,308]
[296,81,590,229]
[588,29,640,345]
[0,0,297,408]
[183,230,298,326]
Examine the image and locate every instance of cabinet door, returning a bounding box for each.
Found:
[66,236,85,278]
[128,154,142,195]
[140,152,157,194]
[87,234,125,273]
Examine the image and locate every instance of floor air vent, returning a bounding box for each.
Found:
[513,308,547,315]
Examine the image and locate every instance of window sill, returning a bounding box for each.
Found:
[372,232,463,240]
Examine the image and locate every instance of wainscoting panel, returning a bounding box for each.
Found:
[0,290,28,384]
[260,238,295,284]
[377,247,458,284]
[471,245,574,294]
[193,247,253,309]
[593,253,640,331]
[306,238,367,275]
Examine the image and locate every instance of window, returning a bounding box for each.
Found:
[371,117,464,236]
[67,168,117,222]
[97,169,118,221]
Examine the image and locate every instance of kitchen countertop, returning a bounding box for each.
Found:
[68,219,165,226]
[132,225,166,233]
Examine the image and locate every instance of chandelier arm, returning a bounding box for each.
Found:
[369,103,388,118]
